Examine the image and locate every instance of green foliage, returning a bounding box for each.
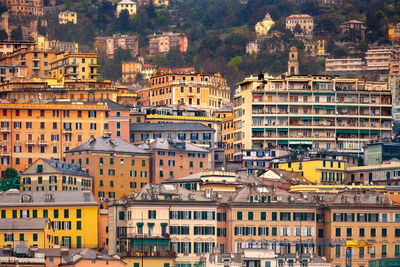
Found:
[2,168,18,180]
[98,49,134,81]
[228,56,243,70]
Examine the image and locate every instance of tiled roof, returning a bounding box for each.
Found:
[0,190,97,206]
[138,138,209,152]
[67,136,148,154]
[130,122,215,132]
[22,158,92,178]
[0,218,49,230]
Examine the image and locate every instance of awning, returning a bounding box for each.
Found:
[359,129,369,134]
[134,239,169,245]
[277,140,289,144]
[370,130,381,134]
[147,222,155,226]
[136,222,144,226]
[252,128,264,132]
[289,140,313,144]
[300,117,312,120]
[336,129,358,134]
[314,92,335,95]
[277,128,288,132]
[160,223,168,226]
[265,128,276,131]
[289,92,312,95]
[324,106,335,109]
[314,117,325,119]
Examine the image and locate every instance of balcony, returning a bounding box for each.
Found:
[63,128,73,134]
[120,250,176,258]
[32,57,40,61]
[103,129,112,135]
[0,151,11,156]
[25,140,36,145]
[0,127,10,133]
[38,140,48,145]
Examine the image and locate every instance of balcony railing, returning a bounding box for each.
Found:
[1,127,10,133]
[25,140,36,145]
[120,250,176,258]
[38,140,48,145]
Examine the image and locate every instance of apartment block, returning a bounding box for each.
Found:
[108,184,219,266]
[1,0,44,16]
[37,36,78,53]
[0,101,109,172]
[148,32,188,55]
[346,162,400,185]
[274,159,346,184]
[0,190,98,248]
[105,100,131,142]
[0,40,36,55]
[130,123,215,148]
[214,106,236,161]
[325,58,364,74]
[138,138,211,183]
[242,148,289,169]
[365,47,391,72]
[233,74,392,156]
[0,218,54,249]
[145,72,230,110]
[0,48,58,78]
[20,158,93,192]
[65,136,151,206]
[49,52,99,81]
[95,34,138,58]
[58,11,77,24]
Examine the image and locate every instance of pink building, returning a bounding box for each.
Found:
[137,87,151,106]
[148,32,188,55]
[242,148,290,169]
[95,34,139,58]
[104,100,131,142]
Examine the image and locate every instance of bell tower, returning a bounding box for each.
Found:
[288,46,299,75]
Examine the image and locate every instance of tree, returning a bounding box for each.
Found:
[2,168,18,180]
[10,26,23,40]
[0,30,8,40]
[293,23,303,35]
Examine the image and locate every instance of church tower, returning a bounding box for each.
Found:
[288,46,299,75]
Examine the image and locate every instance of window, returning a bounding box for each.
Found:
[359,228,365,237]
[335,228,341,237]
[237,211,242,220]
[346,228,352,237]
[248,212,254,220]
[370,228,376,237]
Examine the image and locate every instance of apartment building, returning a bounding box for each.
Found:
[242,148,289,169]
[0,63,27,82]
[145,72,231,110]
[286,14,314,37]
[37,36,78,53]
[49,52,98,81]
[325,58,364,74]
[0,101,109,172]
[138,138,211,184]
[255,13,275,36]
[0,40,36,55]
[214,106,235,161]
[0,48,58,78]
[148,32,188,55]
[389,23,400,42]
[0,190,98,248]
[365,47,391,72]
[116,0,137,17]
[105,100,130,142]
[108,184,219,266]
[1,0,44,16]
[58,11,77,24]
[0,218,54,249]
[346,162,400,185]
[20,158,93,192]
[65,136,151,206]
[340,20,366,40]
[95,34,138,58]
[130,123,215,148]
[275,159,346,184]
[233,74,392,157]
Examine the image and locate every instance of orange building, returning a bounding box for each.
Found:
[214,106,235,161]
[138,138,211,184]
[50,52,99,81]
[104,100,131,143]
[0,48,58,78]
[0,78,119,103]
[0,101,109,173]
[389,23,400,42]
[65,136,151,207]
[145,72,230,110]
[1,0,44,16]
[148,32,188,55]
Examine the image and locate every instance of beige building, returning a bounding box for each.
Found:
[49,52,98,81]
[286,14,314,37]
[116,0,137,17]
[58,11,77,24]
[37,36,78,53]
[346,161,400,185]
[365,47,391,72]
[233,74,392,156]
[325,58,364,74]
[148,32,188,55]
[255,13,275,36]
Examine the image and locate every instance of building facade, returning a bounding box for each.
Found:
[0,190,98,248]
[255,13,275,36]
[49,52,98,81]
[58,11,77,24]
[0,102,109,173]
[233,74,392,156]
[1,0,44,16]
[148,32,188,55]
[116,0,137,17]
[286,14,314,38]
[95,34,139,58]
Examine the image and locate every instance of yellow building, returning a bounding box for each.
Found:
[0,190,98,249]
[153,0,168,7]
[58,11,77,24]
[20,158,93,192]
[255,13,275,36]
[0,218,54,249]
[116,0,137,17]
[214,106,235,161]
[275,159,346,184]
[37,36,78,53]
[389,23,400,42]
[50,52,99,81]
